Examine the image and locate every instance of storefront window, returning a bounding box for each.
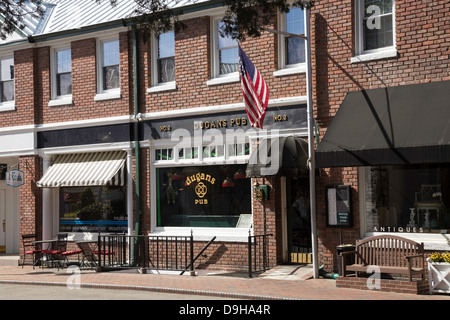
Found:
[364,165,450,234]
[59,186,127,233]
[156,165,251,228]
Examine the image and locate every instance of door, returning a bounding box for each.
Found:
[287,177,312,264]
[0,189,5,253]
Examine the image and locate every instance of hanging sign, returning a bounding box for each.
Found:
[6,169,25,187]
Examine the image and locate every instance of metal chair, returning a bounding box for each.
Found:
[41,233,68,269]
[76,241,98,269]
[21,234,41,269]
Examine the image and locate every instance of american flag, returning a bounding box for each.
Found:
[238,45,269,129]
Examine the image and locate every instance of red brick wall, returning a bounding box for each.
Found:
[19,156,42,257]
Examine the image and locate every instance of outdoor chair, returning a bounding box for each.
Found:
[41,233,68,269]
[76,241,98,269]
[21,234,41,269]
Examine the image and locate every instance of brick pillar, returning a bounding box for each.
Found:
[19,156,42,257]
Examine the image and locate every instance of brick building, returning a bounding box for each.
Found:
[0,0,448,274]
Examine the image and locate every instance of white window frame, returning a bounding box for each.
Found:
[49,46,73,107]
[352,0,397,63]
[150,137,252,242]
[95,37,121,101]
[0,55,15,112]
[274,7,307,77]
[148,31,177,93]
[206,16,239,86]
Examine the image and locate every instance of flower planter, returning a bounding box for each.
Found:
[428,259,450,294]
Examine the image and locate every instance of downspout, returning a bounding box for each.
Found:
[132,25,142,239]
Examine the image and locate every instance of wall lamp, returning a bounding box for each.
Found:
[253,181,270,201]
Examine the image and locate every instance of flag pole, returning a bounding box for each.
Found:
[258,4,318,279]
[304,6,319,279]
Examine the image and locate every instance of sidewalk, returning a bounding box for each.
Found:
[0,264,449,300]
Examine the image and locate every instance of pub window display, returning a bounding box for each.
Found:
[364,165,450,234]
[59,186,127,233]
[156,165,251,228]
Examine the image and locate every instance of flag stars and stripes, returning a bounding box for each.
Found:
[238,45,269,129]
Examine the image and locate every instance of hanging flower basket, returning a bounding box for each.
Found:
[428,253,450,294]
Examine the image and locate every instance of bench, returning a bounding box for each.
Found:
[341,235,425,281]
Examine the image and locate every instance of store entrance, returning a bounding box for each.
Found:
[286,177,312,264]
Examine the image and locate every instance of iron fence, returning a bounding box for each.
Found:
[96,233,273,277]
[248,233,273,278]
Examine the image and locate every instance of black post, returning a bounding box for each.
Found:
[190,231,194,275]
[248,232,252,278]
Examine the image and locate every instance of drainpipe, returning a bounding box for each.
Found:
[132,25,142,240]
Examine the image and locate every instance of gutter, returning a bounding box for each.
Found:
[132,25,142,239]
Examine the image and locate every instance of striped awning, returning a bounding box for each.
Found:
[37,151,127,188]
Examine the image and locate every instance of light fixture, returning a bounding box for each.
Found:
[253,181,270,201]
[222,177,235,188]
[234,169,246,179]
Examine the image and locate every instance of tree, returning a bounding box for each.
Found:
[0,0,44,40]
[100,0,315,41]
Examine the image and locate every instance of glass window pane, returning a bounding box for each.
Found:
[57,73,72,96]
[217,22,237,49]
[0,58,14,81]
[286,7,304,35]
[156,165,251,228]
[219,47,239,74]
[56,49,71,74]
[103,40,120,67]
[158,57,175,83]
[1,80,14,102]
[158,31,175,58]
[103,65,120,90]
[364,0,393,17]
[60,186,127,233]
[286,37,306,64]
[363,14,393,50]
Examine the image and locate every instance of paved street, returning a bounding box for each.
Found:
[0,283,234,300]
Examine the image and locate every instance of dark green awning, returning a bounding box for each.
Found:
[246,136,309,177]
[316,81,450,168]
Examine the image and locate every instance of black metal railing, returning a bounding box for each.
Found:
[248,233,273,278]
[96,233,272,277]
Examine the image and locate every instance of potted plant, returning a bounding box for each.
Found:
[428,252,450,294]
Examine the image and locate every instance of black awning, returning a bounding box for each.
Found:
[246,136,309,177]
[316,81,450,168]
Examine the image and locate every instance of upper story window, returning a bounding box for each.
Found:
[285,7,305,65]
[216,21,239,75]
[0,57,14,103]
[101,39,120,91]
[353,0,397,61]
[49,46,72,106]
[148,31,176,93]
[95,38,121,101]
[274,7,306,76]
[55,48,72,97]
[157,31,175,84]
[207,17,239,85]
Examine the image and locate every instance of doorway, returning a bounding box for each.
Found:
[286,177,312,264]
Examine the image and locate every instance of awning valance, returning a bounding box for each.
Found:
[37,151,127,187]
[246,136,308,178]
[316,81,450,168]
